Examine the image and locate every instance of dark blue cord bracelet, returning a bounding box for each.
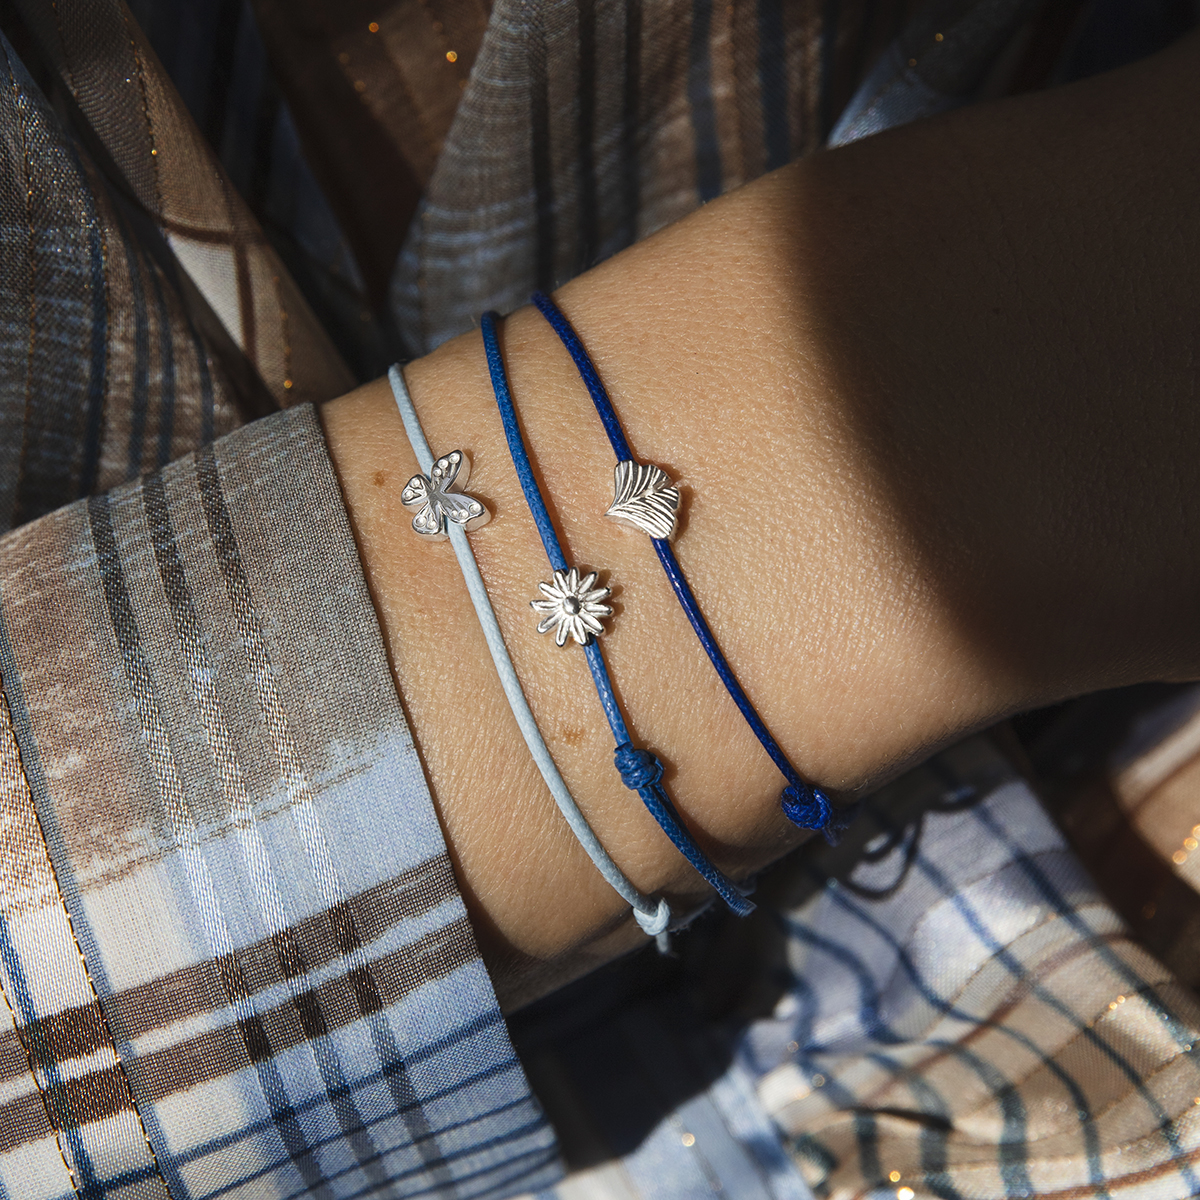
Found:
[480,310,754,917]
[530,290,845,840]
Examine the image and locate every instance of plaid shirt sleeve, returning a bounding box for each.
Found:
[0,403,562,1200]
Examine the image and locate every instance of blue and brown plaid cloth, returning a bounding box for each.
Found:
[1,0,1199,1196]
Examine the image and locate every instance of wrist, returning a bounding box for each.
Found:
[320,245,995,1005]
[321,35,1200,1002]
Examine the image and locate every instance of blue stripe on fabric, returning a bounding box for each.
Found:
[273,1113,551,1200]
[814,878,1109,1195]
[784,918,1036,1196]
[786,941,820,1050]
[783,922,902,1044]
[964,801,1200,1191]
[142,473,397,1200]
[757,0,790,170]
[870,1053,958,1200]
[963,1046,1032,1198]
[146,269,176,470]
[68,145,109,499]
[337,1145,562,1200]
[179,1009,513,1178]
[0,910,101,1196]
[88,492,335,1200]
[969,800,1200,1052]
[203,1103,548,1200]
[65,1160,164,1197]
[0,600,184,1200]
[906,822,1196,1190]
[196,437,506,1181]
[687,0,723,201]
[782,972,882,1189]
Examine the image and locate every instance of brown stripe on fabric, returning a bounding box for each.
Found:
[0,914,476,1155]
[0,1002,112,1085]
[0,1027,28,1081]
[0,1089,56,1155]
[190,432,455,1184]
[852,928,1150,1115]
[729,0,766,185]
[843,1130,1200,1200]
[154,215,270,246]
[1048,771,1200,994]
[249,0,425,308]
[840,928,1191,1200]
[127,915,478,1107]
[0,978,84,1191]
[1009,1144,1200,1200]
[111,854,458,1042]
[0,853,458,1094]
[114,436,462,1195]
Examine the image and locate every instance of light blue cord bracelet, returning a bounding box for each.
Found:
[387,365,671,937]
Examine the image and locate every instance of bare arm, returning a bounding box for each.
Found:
[322,30,1200,1009]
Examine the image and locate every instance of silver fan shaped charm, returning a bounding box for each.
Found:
[401,450,490,540]
[605,459,680,539]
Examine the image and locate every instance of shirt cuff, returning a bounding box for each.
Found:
[0,403,561,1200]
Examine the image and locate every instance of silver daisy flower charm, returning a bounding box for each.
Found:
[401,450,490,540]
[531,567,613,646]
[606,459,681,539]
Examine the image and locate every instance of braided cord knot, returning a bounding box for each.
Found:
[781,782,831,829]
[615,744,664,791]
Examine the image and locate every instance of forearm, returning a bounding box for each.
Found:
[323,30,1200,1008]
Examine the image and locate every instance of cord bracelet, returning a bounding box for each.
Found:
[480,311,755,916]
[529,290,843,838]
[386,364,672,937]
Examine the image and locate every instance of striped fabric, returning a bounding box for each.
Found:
[511,739,1200,1200]
[0,406,559,1199]
[1,0,1199,1197]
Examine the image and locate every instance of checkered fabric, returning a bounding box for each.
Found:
[0,1,1199,1197]
[511,739,1200,1200]
[0,406,560,1199]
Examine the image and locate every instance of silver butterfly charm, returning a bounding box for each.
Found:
[605,459,681,539]
[401,450,490,540]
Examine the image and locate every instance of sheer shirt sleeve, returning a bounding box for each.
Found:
[0,404,561,1200]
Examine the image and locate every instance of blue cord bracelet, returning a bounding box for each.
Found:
[386,365,672,937]
[480,310,755,916]
[529,290,846,840]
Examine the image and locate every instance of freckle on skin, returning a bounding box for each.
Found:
[561,727,586,746]
[373,470,388,487]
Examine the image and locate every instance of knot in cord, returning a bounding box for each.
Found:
[633,897,672,937]
[782,784,861,846]
[615,744,664,791]
[781,782,832,830]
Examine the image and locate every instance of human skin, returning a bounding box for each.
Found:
[322,31,1200,1010]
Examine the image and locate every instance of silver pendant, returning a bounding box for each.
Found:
[531,567,613,646]
[401,450,490,540]
[606,459,680,539]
